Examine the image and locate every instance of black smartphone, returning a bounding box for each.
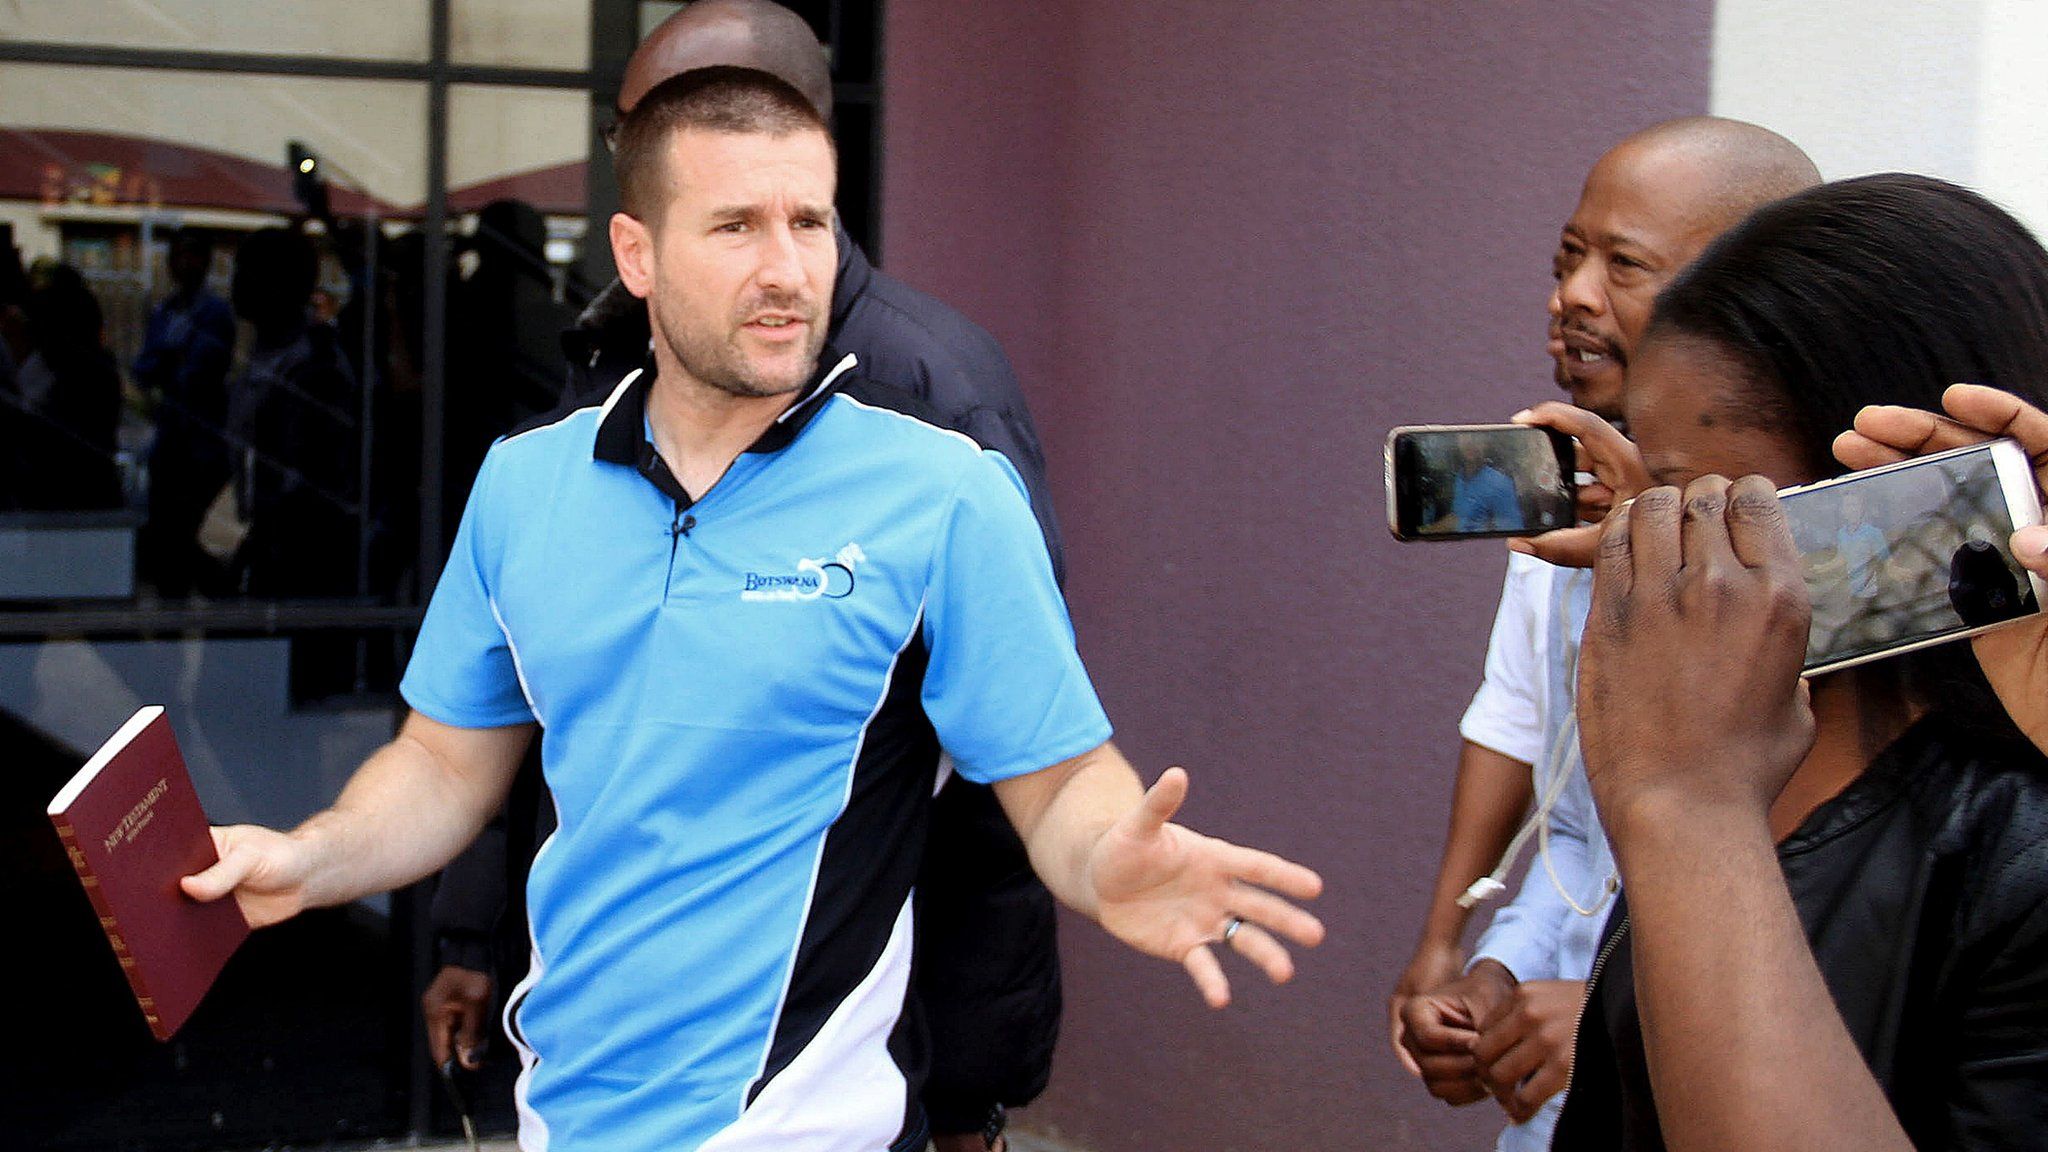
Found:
[1781,439,2047,676]
[1385,424,1577,541]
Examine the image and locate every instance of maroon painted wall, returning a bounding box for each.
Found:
[880,3,1712,1147]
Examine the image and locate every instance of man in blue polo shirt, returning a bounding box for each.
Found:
[185,69,1324,1152]
[1449,434,1521,533]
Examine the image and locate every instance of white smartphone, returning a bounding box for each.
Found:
[1780,439,2046,677]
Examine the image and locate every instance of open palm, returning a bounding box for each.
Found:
[1086,767,1326,1007]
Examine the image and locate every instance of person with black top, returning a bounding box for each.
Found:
[422,6,1065,1148]
[0,233,33,510]
[1518,174,2048,1151]
[227,228,359,597]
[225,228,361,700]
[15,264,122,512]
[134,230,237,596]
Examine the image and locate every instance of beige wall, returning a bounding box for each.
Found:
[1712,0,2048,236]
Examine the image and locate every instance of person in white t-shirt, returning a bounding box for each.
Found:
[1388,117,1821,1151]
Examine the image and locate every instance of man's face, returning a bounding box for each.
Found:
[1548,145,1723,419]
[169,239,211,295]
[1842,491,1868,528]
[1458,436,1487,474]
[616,126,837,399]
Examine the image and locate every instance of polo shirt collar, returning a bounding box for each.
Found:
[592,347,860,468]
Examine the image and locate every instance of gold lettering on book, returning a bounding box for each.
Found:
[102,778,171,854]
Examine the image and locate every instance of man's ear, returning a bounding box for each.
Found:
[611,212,655,299]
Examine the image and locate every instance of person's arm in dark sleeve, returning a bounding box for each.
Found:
[430,817,508,970]
[1579,478,1911,1152]
[897,337,1066,587]
[422,816,508,1069]
[132,306,170,389]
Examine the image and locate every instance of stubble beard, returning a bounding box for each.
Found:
[656,294,824,400]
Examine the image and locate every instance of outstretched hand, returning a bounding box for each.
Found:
[1507,403,1650,568]
[1835,383,2048,752]
[1086,768,1326,1008]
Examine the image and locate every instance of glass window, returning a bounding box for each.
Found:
[444,84,590,443]
[0,63,429,216]
[451,0,591,71]
[640,2,687,39]
[0,64,428,637]
[0,0,429,63]
[0,633,414,1148]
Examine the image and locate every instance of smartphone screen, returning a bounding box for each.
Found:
[1386,425,1575,540]
[1782,441,2042,674]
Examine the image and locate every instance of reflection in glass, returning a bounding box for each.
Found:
[452,0,591,70]
[0,0,430,62]
[0,634,406,1146]
[0,64,442,705]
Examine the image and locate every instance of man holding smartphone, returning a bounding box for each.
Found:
[1388,116,1820,1150]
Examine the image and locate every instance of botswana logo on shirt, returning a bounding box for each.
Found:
[740,542,865,601]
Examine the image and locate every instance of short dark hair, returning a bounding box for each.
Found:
[231,227,318,329]
[1646,173,2048,742]
[612,65,832,221]
[1649,173,2048,477]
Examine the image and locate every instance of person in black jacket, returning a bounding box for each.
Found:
[422,6,1064,1148]
[134,231,236,596]
[226,228,362,699]
[15,265,123,512]
[1524,174,2048,1151]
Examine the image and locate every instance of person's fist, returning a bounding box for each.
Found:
[1579,476,1816,841]
[1472,978,1588,1123]
[422,964,495,1069]
[1399,961,1517,1107]
[1388,938,1467,1076]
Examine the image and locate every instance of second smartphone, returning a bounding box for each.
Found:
[1781,438,2047,676]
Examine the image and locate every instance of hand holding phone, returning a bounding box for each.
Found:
[1836,384,2048,746]
[1385,424,1576,541]
[1781,437,2045,675]
[1504,402,1652,567]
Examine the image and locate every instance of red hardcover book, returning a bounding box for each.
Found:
[45,706,249,1041]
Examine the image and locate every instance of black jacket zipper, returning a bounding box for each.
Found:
[1562,912,1630,1098]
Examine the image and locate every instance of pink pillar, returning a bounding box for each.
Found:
[881,3,1712,1146]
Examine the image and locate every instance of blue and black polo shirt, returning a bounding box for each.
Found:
[398,351,1111,1152]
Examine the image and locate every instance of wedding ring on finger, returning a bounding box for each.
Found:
[1221,916,1245,944]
